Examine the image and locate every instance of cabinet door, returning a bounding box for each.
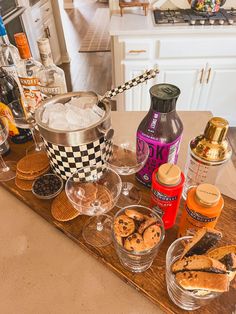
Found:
[44,18,61,64]
[123,61,155,111]
[31,23,45,61]
[200,61,236,126]
[157,60,205,111]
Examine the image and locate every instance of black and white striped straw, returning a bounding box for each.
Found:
[101,68,159,100]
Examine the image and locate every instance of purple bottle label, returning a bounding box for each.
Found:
[136,131,182,187]
[148,112,159,133]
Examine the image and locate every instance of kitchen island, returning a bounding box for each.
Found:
[110,12,236,125]
[0,111,236,314]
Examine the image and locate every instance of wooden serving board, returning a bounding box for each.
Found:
[1,141,236,314]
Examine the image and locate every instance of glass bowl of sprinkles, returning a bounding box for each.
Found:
[32,173,64,199]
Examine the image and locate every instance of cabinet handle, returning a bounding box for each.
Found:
[45,8,50,12]
[45,26,51,38]
[128,50,147,54]
[200,68,204,84]
[34,18,40,23]
[206,68,212,84]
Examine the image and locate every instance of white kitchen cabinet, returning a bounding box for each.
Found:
[123,60,205,111]
[156,60,205,111]
[43,18,61,64]
[111,29,236,125]
[157,59,236,118]
[199,61,236,125]
[22,0,61,64]
[123,61,156,111]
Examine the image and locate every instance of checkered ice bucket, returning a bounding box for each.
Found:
[35,92,113,180]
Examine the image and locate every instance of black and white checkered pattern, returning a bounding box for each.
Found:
[43,137,113,180]
[104,68,159,99]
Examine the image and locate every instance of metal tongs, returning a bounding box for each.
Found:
[99,68,159,102]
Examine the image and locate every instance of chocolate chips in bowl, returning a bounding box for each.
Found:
[32,173,63,200]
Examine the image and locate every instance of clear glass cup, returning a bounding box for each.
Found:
[112,205,165,273]
[0,116,16,181]
[13,113,45,154]
[166,236,221,310]
[65,164,122,248]
[107,136,149,208]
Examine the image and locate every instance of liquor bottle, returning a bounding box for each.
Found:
[183,117,232,199]
[136,84,183,187]
[0,16,22,91]
[14,33,43,113]
[0,67,32,144]
[37,38,67,97]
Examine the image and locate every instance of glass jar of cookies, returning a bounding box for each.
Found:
[112,205,165,273]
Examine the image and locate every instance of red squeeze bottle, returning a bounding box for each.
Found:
[151,163,185,229]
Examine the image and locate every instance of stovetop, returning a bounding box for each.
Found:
[153,8,236,26]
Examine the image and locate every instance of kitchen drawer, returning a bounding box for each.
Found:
[40,0,52,21]
[31,0,52,25]
[157,38,236,58]
[124,41,152,60]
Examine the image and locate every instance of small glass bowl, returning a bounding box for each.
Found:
[166,236,222,310]
[32,173,64,200]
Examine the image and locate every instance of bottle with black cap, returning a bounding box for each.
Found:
[136,83,183,187]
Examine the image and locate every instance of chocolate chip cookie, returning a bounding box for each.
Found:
[138,217,157,234]
[114,214,135,237]
[125,208,145,221]
[124,233,145,252]
[143,224,161,249]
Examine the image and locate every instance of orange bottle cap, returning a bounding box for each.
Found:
[14,33,31,59]
[157,163,181,186]
[195,183,221,207]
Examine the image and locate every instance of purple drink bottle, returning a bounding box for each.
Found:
[136,84,183,187]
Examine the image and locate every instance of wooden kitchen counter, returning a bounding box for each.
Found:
[0,111,235,314]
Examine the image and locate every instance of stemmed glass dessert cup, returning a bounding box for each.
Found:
[10,100,45,154]
[166,236,222,310]
[106,136,149,208]
[65,165,122,248]
[0,116,17,181]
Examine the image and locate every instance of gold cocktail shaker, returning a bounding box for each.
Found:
[183,117,232,199]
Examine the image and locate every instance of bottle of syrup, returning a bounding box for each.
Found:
[136,84,183,187]
[178,183,224,237]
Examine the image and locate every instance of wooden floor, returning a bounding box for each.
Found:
[59,0,112,95]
